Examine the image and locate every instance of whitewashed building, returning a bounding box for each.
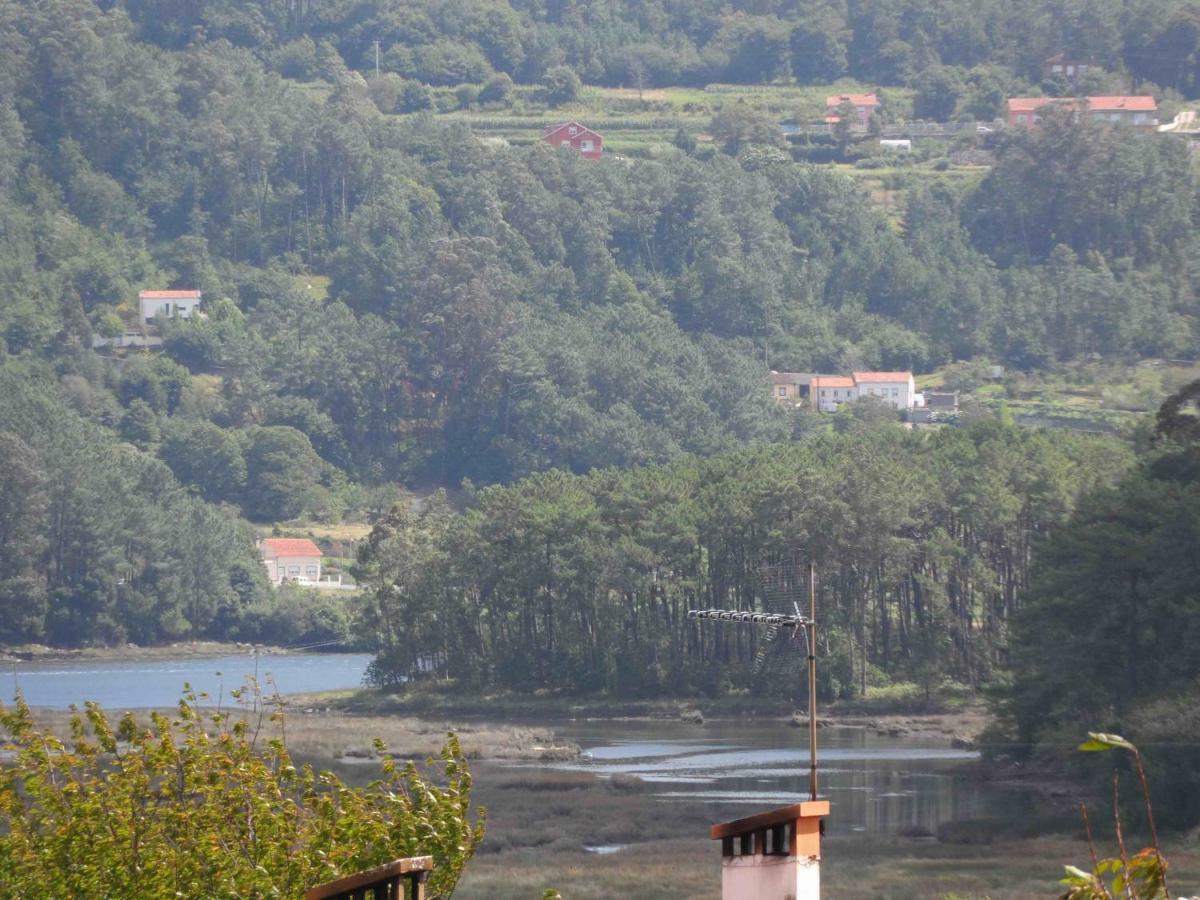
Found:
[851,371,917,409]
[258,538,322,586]
[810,375,857,412]
[138,290,202,327]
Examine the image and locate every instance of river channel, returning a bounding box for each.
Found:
[4,652,1026,841]
[3,651,372,709]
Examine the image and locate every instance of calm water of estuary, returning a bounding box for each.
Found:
[523,719,1027,837]
[4,652,372,709]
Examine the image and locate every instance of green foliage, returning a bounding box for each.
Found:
[0,361,268,646]
[0,0,1196,658]
[0,688,484,898]
[542,65,581,106]
[1006,382,1200,827]
[357,421,1131,697]
[1061,733,1169,899]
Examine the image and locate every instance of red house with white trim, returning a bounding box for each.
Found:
[542,121,603,159]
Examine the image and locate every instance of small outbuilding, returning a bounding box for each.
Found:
[542,121,603,159]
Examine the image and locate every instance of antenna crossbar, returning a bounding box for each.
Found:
[688,561,820,802]
[687,609,810,628]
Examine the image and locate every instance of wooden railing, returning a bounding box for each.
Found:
[304,856,433,900]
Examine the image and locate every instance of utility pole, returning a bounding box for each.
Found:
[372,40,381,79]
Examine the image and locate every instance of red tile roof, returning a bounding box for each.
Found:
[1007,97,1070,113]
[1087,95,1157,112]
[826,93,878,109]
[139,290,202,299]
[853,371,912,383]
[811,375,856,388]
[259,538,322,558]
[1007,96,1156,113]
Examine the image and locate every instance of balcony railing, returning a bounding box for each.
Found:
[304,856,433,900]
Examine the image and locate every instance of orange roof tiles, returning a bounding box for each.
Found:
[1087,95,1157,111]
[139,290,202,299]
[1007,96,1156,113]
[259,538,322,558]
[811,375,856,388]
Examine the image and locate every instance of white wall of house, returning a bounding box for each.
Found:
[264,555,322,585]
[855,376,916,409]
[813,385,857,412]
[139,297,202,325]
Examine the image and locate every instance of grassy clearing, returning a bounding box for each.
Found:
[433,81,915,156]
[928,358,1200,434]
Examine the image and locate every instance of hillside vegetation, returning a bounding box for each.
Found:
[0,0,1197,696]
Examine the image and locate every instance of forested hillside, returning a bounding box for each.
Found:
[0,0,1198,649]
[101,0,1200,95]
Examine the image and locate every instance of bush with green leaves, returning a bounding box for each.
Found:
[0,687,485,898]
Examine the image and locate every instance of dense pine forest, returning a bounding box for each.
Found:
[2,2,1200,801]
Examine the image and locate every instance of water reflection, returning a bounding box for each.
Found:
[542,720,1025,836]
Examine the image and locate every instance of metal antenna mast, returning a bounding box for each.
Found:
[689,561,819,801]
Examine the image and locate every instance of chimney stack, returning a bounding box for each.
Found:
[710,801,830,899]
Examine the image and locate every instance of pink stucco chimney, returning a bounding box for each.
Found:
[710,800,831,899]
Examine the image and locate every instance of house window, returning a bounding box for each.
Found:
[287,565,300,576]
[891,388,899,397]
[1017,114,1028,124]
[581,140,593,151]
[568,126,578,135]
[561,140,571,147]
[778,386,787,397]
[305,565,318,578]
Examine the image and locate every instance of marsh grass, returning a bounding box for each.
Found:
[20,705,577,763]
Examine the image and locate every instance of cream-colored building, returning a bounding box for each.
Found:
[259,538,322,586]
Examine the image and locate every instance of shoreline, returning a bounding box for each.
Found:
[292,686,991,745]
[0,641,360,663]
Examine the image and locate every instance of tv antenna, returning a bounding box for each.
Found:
[689,560,819,800]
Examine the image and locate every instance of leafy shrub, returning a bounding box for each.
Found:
[0,688,485,898]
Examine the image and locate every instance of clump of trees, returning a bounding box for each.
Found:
[0,687,484,898]
[1001,381,1200,828]
[355,420,1131,699]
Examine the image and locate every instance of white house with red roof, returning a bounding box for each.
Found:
[851,371,917,409]
[259,537,323,586]
[1006,96,1157,129]
[542,121,603,159]
[791,371,919,412]
[138,290,203,327]
[825,93,879,128]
